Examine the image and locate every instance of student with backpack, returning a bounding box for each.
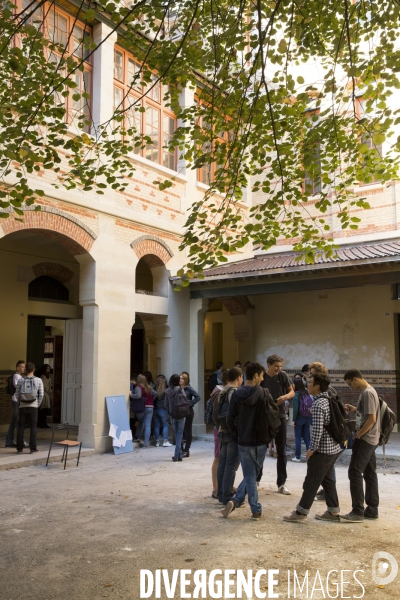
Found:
[130,374,157,447]
[261,354,294,495]
[15,362,44,453]
[165,374,191,462]
[208,362,224,392]
[341,369,383,522]
[221,362,279,521]
[284,373,342,523]
[213,366,243,506]
[5,360,26,448]
[291,377,313,462]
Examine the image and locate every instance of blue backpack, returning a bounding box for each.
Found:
[299,392,313,417]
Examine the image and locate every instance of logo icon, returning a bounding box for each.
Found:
[372,552,398,586]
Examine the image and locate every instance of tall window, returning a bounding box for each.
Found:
[196,112,231,186]
[113,47,177,170]
[304,146,321,196]
[358,99,383,185]
[18,1,93,131]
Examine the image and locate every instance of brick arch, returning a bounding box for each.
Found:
[32,262,74,283]
[0,208,96,255]
[221,296,252,316]
[131,235,173,267]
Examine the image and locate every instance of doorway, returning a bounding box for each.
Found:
[131,315,145,376]
[26,316,66,423]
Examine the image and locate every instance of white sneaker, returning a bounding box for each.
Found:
[155,441,160,447]
[278,485,291,495]
[163,440,173,447]
[291,457,301,462]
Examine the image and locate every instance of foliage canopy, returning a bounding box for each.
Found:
[1,0,400,283]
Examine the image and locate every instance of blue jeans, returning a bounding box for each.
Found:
[233,444,267,514]
[153,408,169,441]
[294,416,312,459]
[171,417,186,459]
[136,407,154,446]
[217,432,240,505]
[6,400,19,446]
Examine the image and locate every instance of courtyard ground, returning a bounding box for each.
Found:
[1,440,399,600]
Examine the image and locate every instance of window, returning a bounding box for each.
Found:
[197,113,231,186]
[17,2,93,131]
[358,100,383,185]
[113,47,177,170]
[28,276,69,302]
[304,146,321,196]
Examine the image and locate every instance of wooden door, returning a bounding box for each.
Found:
[62,319,82,425]
[27,316,45,372]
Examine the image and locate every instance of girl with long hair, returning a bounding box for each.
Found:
[180,372,201,458]
[153,374,172,447]
[130,374,157,447]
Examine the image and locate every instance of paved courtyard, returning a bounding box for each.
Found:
[1,440,399,599]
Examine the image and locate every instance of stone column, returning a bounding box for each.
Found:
[189,298,209,435]
[91,23,118,131]
[77,215,136,451]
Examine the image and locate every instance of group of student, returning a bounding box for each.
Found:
[4,360,48,453]
[210,356,383,523]
[129,370,201,461]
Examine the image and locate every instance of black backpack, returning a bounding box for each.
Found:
[379,397,396,446]
[170,388,191,420]
[214,387,232,433]
[324,394,355,445]
[5,374,16,396]
[256,389,281,444]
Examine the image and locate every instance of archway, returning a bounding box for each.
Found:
[0,212,96,438]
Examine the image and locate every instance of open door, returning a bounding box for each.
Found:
[62,319,83,425]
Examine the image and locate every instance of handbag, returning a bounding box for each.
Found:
[130,396,146,414]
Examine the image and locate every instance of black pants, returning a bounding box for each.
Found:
[37,408,50,427]
[182,406,194,452]
[275,417,287,487]
[17,407,38,451]
[297,451,341,514]
[348,438,379,516]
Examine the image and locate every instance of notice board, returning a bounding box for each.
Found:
[105,395,134,455]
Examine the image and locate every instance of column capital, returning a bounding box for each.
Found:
[93,21,118,46]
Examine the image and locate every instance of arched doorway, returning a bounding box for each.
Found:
[0,212,96,437]
[131,314,145,375]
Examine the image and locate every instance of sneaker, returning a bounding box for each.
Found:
[278,485,291,495]
[283,511,307,523]
[182,451,190,458]
[268,450,274,457]
[291,457,301,462]
[172,456,182,462]
[339,512,364,523]
[30,448,39,454]
[155,441,160,447]
[221,500,236,518]
[364,508,379,520]
[315,511,340,522]
[23,441,29,448]
[163,440,173,447]
[252,512,262,520]
[5,442,17,448]
[315,490,326,502]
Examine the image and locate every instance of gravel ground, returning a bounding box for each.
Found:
[1,441,399,600]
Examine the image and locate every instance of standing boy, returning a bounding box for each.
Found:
[261,354,294,494]
[341,369,380,522]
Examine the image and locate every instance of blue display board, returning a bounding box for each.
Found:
[105,395,134,455]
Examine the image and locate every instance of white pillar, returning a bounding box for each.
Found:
[189,297,208,435]
[77,215,136,451]
[91,23,117,131]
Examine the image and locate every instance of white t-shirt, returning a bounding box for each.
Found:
[12,373,23,403]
